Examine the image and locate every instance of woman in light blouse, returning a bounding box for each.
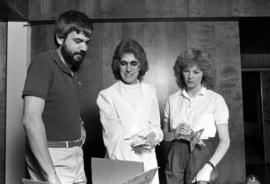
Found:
[163,48,230,184]
[97,38,163,184]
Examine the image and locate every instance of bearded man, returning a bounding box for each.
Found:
[22,10,93,184]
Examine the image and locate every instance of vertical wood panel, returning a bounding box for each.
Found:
[78,0,101,19]
[0,22,7,184]
[187,21,245,183]
[31,24,55,57]
[28,0,53,20]
[28,0,80,20]
[232,0,270,16]
[215,21,245,184]
[100,0,146,18]
[140,22,186,108]
[28,0,101,20]
[145,0,188,18]
[101,23,122,88]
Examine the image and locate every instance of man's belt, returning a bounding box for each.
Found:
[47,139,83,148]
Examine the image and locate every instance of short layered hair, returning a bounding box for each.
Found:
[111,38,149,81]
[54,10,93,41]
[173,48,216,89]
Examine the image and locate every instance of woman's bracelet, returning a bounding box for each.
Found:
[206,161,215,169]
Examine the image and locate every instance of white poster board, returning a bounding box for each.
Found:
[91,157,158,184]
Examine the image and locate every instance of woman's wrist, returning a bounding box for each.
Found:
[163,131,176,141]
[206,161,215,169]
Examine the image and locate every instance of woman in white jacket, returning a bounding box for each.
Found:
[97,38,163,184]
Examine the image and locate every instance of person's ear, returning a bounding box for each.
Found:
[55,36,64,46]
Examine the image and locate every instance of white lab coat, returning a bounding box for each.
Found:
[97,81,163,184]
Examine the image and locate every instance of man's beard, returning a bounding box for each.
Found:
[61,44,86,72]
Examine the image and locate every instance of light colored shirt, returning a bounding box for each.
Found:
[163,87,229,139]
[97,81,163,182]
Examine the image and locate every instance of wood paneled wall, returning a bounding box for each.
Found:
[0,22,7,184]
[28,0,270,21]
[31,20,244,184]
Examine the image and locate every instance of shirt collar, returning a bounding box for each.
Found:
[181,86,207,98]
[119,80,140,90]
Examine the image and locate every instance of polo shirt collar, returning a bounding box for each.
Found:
[181,86,206,98]
[50,49,74,76]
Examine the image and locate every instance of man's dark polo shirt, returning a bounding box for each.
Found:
[22,50,81,141]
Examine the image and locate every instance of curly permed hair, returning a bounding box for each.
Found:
[111,38,149,81]
[173,48,216,89]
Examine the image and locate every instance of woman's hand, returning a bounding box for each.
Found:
[193,163,213,182]
[175,123,192,137]
[145,132,159,145]
[132,144,153,153]
[131,132,159,153]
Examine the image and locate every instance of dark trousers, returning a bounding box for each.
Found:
[165,139,216,184]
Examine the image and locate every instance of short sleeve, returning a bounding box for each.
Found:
[214,94,229,124]
[22,58,52,99]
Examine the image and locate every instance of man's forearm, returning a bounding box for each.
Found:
[23,117,57,179]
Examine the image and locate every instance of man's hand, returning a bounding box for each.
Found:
[47,171,62,184]
[81,122,86,145]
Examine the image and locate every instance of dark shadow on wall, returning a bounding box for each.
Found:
[79,72,106,184]
[81,107,106,184]
[156,141,170,184]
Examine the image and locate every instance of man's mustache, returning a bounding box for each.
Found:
[74,51,86,57]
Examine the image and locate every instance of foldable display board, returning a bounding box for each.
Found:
[120,167,158,184]
[23,158,157,184]
[91,157,157,184]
